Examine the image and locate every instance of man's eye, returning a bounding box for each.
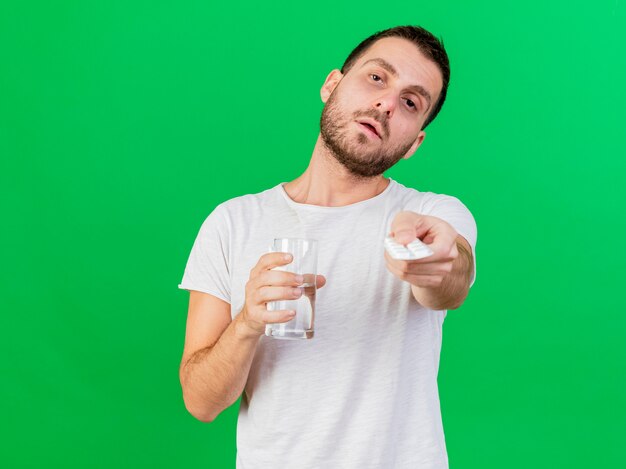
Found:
[370,74,383,83]
[405,98,417,111]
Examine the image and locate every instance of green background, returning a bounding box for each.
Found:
[2,0,624,467]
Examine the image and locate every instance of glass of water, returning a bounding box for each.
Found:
[266,238,318,340]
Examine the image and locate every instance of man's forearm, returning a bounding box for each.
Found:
[180,314,261,422]
[411,240,473,310]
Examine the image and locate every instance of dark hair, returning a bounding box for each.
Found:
[340,25,450,130]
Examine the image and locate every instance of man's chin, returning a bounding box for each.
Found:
[321,134,398,177]
[335,155,392,179]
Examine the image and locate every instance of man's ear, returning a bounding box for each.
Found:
[401,131,426,160]
[320,69,343,103]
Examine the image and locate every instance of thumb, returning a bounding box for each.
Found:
[315,274,327,289]
[389,211,420,245]
[393,229,415,246]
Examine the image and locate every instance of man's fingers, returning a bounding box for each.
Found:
[249,270,303,291]
[262,309,297,324]
[390,212,420,244]
[262,251,293,269]
[385,260,445,288]
[420,234,458,262]
[243,252,327,336]
[250,252,294,278]
[393,228,416,245]
[384,250,453,275]
[254,285,303,304]
[316,274,327,289]
[250,253,327,291]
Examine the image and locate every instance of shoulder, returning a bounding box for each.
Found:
[389,179,473,215]
[207,184,283,220]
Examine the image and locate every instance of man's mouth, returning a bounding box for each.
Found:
[357,121,381,139]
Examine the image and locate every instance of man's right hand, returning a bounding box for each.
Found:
[237,252,327,339]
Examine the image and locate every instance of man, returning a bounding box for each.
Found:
[178,25,477,468]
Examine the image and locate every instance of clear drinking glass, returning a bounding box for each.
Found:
[265,238,318,340]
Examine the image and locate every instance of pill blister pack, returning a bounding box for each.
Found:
[384,236,434,261]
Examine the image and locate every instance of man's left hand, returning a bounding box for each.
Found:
[384,211,459,289]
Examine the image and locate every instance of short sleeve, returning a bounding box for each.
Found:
[409,193,478,288]
[178,204,231,303]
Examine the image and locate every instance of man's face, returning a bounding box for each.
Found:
[319,37,444,178]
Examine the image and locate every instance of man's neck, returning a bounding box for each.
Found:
[282,134,390,207]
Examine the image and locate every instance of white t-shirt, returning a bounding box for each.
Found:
[178,178,477,469]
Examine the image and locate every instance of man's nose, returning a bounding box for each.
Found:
[373,93,396,118]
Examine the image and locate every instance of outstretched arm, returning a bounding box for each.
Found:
[384,211,474,310]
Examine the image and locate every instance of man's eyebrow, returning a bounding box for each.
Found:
[360,58,432,112]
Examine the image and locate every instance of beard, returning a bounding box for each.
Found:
[319,88,415,179]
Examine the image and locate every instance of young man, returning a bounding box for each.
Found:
[178,25,477,468]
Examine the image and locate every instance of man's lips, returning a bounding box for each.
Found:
[356,121,382,139]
